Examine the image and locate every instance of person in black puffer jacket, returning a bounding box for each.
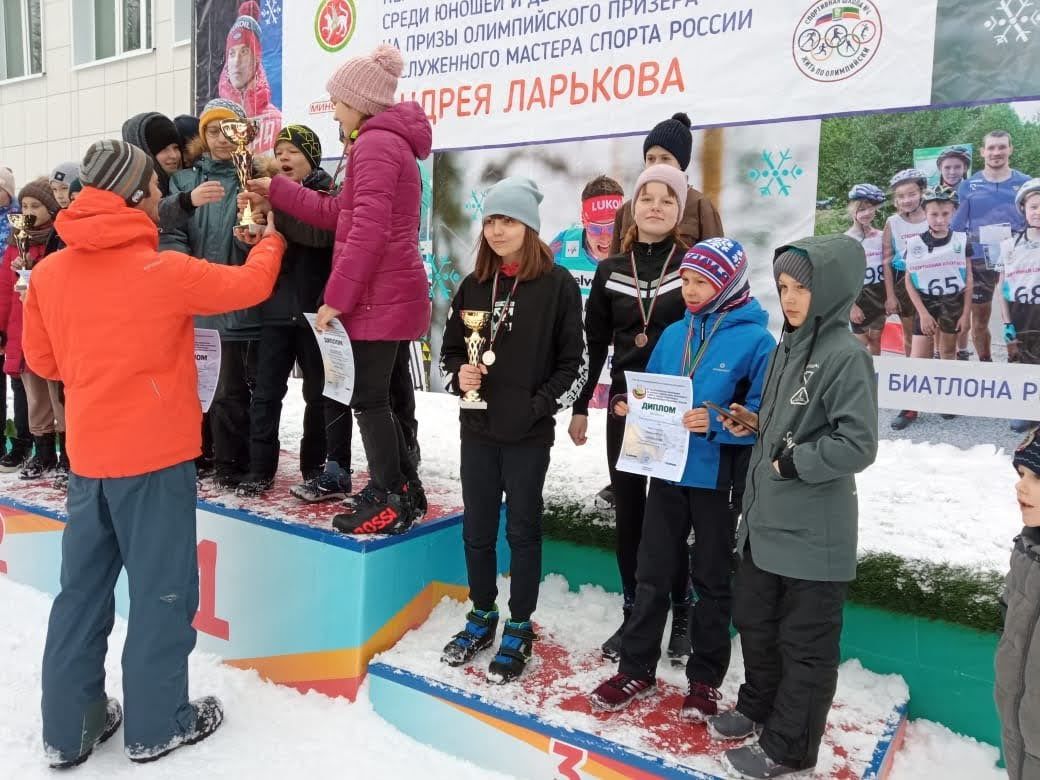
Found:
[238,125,338,496]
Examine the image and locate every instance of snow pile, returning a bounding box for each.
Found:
[0,576,503,780]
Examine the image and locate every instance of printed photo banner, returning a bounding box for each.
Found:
[282,0,938,153]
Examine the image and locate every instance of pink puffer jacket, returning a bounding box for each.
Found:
[269,101,433,341]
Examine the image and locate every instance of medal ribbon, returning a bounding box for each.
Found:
[487,270,519,350]
[629,247,676,340]
[681,312,729,379]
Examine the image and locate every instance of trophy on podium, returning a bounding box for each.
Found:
[219,118,260,233]
[459,310,491,410]
[8,213,36,293]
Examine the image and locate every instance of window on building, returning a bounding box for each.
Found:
[0,0,43,82]
[174,0,191,45]
[72,0,153,66]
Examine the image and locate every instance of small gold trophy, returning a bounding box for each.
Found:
[9,213,36,293]
[218,118,260,233]
[459,310,491,410]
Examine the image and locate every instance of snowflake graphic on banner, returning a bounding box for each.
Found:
[428,255,461,301]
[464,189,487,222]
[748,150,804,198]
[261,0,281,26]
[985,0,1040,44]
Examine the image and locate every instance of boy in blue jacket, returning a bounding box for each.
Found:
[589,238,775,719]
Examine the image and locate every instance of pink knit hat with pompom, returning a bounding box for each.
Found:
[325,44,404,116]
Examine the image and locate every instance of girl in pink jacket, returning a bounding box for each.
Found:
[250,44,433,535]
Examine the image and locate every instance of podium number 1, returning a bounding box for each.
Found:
[193,539,230,640]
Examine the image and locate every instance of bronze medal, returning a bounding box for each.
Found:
[634,332,649,348]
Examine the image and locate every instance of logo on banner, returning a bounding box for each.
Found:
[985,1,1040,45]
[792,1,882,83]
[315,0,356,53]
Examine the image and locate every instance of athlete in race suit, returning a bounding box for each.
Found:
[845,183,887,355]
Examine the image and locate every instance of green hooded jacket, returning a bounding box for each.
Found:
[159,154,258,341]
[737,235,879,582]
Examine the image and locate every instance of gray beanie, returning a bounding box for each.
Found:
[774,248,814,289]
[483,176,543,233]
[80,140,154,206]
[50,161,79,185]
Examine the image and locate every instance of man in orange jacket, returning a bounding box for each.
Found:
[22,139,285,767]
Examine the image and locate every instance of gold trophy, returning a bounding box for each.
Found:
[459,310,491,410]
[219,118,260,234]
[9,213,36,293]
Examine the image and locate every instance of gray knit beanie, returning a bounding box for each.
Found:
[80,140,154,206]
[483,176,544,233]
[774,248,814,290]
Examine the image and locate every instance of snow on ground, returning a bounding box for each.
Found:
[276,385,1022,573]
[0,576,505,780]
[0,574,1003,778]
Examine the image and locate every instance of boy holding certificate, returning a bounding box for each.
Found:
[589,238,773,721]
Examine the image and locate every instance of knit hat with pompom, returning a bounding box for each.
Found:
[325,44,404,117]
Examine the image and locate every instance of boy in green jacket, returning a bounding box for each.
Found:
[709,236,879,779]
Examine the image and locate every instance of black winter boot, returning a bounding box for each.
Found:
[20,434,57,480]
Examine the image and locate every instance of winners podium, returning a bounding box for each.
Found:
[0,457,503,700]
[3,459,910,778]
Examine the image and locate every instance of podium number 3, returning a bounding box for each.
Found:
[550,738,588,780]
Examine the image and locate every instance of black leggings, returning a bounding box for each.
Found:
[606,410,689,601]
[350,340,414,491]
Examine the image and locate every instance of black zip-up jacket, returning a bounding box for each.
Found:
[573,237,686,415]
[261,168,335,325]
[440,264,587,446]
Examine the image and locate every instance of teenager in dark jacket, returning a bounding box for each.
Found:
[589,238,774,722]
[569,164,693,662]
[237,125,337,496]
[996,427,1040,780]
[122,112,225,233]
[608,113,724,255]
[710,236,879,779]
[439,177,586,684]
[161,98,268,488]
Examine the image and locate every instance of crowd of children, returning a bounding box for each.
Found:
[5,39,1038,776]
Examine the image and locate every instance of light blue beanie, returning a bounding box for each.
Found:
[483,176,543,233]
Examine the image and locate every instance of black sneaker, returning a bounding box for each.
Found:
[708,708,763,742]
[235,475,275,498]
[956,350,971,360]
[128,696,224,764]
[20,455,56,481]
[594,483,615,510]
[722,742,805,778]
[53,460,70,492]
[0,443,30,473]
[486,619,537,684]
[213,470,245,489]
[332,486,415,535]
[602,588,634,661]
[47,697,122,769]
[890,410,917,431]
[195,457,216,480]
[441,607,499,666]
[290,461,351,503]
[409,477,428,520]
[667,601,692,666]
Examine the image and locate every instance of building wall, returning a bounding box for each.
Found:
[0,0,191,184]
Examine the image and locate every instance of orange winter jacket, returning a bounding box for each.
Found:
[21,187,285,478]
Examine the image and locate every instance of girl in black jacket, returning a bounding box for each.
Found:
[568,164,694,661]
[439,176,586,684]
